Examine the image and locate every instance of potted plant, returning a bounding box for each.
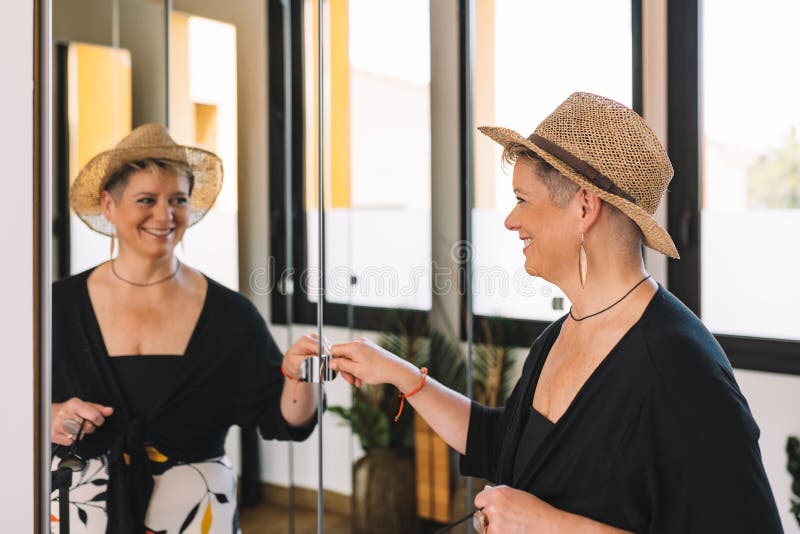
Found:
[329,310,428,534]
[330,313,519,532]
[450,317,519,528]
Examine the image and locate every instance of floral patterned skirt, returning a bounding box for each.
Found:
[50,452,240,534]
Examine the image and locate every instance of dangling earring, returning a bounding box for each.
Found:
[578,233,588,289]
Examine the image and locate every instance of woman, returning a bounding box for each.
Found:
[51,124,320,533]
[330,93,782,532]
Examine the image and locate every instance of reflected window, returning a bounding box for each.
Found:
[472,0,636,323]
[52,3,239,290]
[303,0,432,311]
[169,13,240,290]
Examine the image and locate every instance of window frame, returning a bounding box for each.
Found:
[667,0,800,375]
[268,0,429,331]
[460,0,644,346]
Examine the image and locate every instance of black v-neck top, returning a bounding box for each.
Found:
[460,285,781,532]
[109,356,184,419]
[513,407,554,472]
[52,267,316,533]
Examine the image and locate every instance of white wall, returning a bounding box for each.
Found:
[0,1,35,531]
[736,369,800,533]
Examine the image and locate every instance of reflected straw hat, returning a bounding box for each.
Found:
[479,92,679,258]
[69,123,223,236]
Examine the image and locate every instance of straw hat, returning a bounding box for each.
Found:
[479,92,679,259]
[69,123,223,236]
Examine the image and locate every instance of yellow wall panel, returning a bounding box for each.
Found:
[68,43,132,181]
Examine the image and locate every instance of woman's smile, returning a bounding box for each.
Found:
[522,236,533,251]
[141,226,176,239]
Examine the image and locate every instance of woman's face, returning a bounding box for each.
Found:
[103,168,191,259]
[504,159,579,283]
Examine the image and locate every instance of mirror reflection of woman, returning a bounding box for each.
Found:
[51,124,320,533]
[331,93,782,532]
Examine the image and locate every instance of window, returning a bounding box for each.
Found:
[700,0,799,342]
[468,0,641,341]
[668,0,800,372]
[270,0,432,328]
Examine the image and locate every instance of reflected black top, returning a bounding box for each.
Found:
[52,268,317,534]
[461,285,781,532]
[109,356,184,420]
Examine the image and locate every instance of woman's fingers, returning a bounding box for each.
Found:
[339,370,357,386]
[473,510,487,534]
[51,398,113,445]
[474,485,494,509]
[62,418,81,435]
[330,356,358,378]
[293,333,333,356]
[337,371,363,388]
[53,430,74,446]
[73,400,112,428]
[328,341,363,359]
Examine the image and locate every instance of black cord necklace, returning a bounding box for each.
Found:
[569,274,652,322]
[111,258,181,287]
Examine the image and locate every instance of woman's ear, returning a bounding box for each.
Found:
[101,190,115,224]
[577,189,602,232]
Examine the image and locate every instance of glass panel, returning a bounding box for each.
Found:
[169,12,239,288]
[50,1,265,530]
[304,0,432,311]
[53,0,168,277]
[700,0,800,341]
[472,0,633,322]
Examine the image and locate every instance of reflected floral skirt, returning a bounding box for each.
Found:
[50,452,240,534]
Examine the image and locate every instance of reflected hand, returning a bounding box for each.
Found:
[282,332,331,379]
[51,398,114,446]
[474,485,563,534]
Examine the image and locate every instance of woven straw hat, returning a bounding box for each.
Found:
[69,123,223,236]
[479,92,679,259]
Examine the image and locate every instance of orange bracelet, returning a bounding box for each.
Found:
[394,367,428,423]
[281,364,301,403]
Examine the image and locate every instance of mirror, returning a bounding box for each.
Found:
[51,0,288,532]
[47,1,469,533]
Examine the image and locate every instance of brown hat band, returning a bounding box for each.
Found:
[528,133,636,204]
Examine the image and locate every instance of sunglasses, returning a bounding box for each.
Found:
[57,418,87,472]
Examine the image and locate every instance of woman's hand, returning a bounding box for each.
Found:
[474,485,564,534]
[474,485,631,534]
[329,338,413,390]
[282,332,330,378]
[51,398,114,446]
[280,333,327,427]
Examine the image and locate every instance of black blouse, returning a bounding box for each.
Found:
[109,356,184,419]
[513,407,554,473]
[461,285,781,533]
[52,268,316,533]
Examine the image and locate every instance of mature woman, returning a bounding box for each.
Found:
[331,93,781,532]
[51,124,320,533]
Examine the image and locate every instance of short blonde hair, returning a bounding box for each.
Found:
[501,143,579,208]
[502,143,643,251]
[104,158,194,201]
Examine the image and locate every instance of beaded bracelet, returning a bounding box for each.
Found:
[394,367,428,422]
